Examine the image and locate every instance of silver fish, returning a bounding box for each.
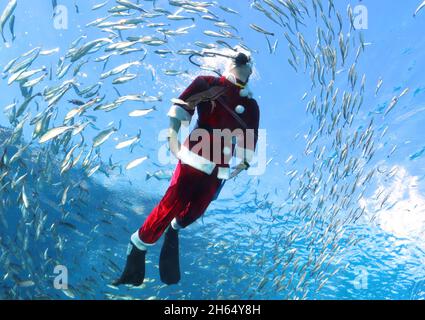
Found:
[17,280,35,288]
[128,107,156,117]
[249,24,275,36]
[112,73,137,84]
[0,0,17,42]
[115,131,140,149]
[69,38,113,62]
[398,87,409,98]
[101,61,140,79]
[116,0,147,12]
[93,127,117,148]
[22,73,47,88]
[203,30,229,38]
[219,5,239,15]
[39,126,74,143]
[146,169,173,181]
[414,0,425,16]
[92,0,109,11]
[126,156,148,170]
[384,96,399,116]
[375,78,383,96]
[167,14,194,22]
[21,185,29,209]
[164,69,188,76]
[9,13,14,41]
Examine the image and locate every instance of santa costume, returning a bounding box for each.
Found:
[114,51,260,286]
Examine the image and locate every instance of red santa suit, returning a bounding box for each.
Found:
[133,75,260,246]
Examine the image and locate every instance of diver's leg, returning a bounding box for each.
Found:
[138,162,195,245]
[158,166,218,285]
[159,174,222,285]
[114,162,191,286]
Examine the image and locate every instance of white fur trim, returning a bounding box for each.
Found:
[167,104,192,122]
[217,167,230,180]
[130,231,151,251]
[171,218,182,230]
[234,145,255,161]
[224,72,238,85]
[177,146,216,175]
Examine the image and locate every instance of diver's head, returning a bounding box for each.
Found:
[224,50,253,86]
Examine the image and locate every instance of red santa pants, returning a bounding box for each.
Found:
[138,161,223,244]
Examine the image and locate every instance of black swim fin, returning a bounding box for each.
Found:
[113,243,146,286]
[159,227,180,285]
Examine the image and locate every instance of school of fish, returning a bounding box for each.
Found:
[0,0,424,300]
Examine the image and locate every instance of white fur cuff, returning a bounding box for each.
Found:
[171,218,182,230]
[130,231,152,251]
[167,104,192,122]
[177,146,216,175]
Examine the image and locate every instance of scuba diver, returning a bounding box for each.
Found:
[114,49,260,286]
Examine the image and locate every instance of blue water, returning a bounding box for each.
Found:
[0,0,425,300]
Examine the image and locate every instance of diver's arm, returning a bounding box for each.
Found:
[168,117,182,158]
[166,102,193,158]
